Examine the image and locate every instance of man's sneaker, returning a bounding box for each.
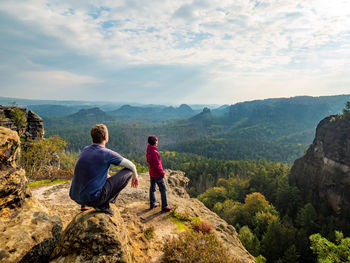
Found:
[94,207,115,216]
[81,205,92,211]
[162,205,173,212]
[150,202,160,209]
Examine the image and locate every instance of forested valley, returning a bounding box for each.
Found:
[19,95,350,262]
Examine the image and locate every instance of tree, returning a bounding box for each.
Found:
[342,101,350,116]
[198,187,227,209]
[310,231,350,263]
[239,225,260,256]
[295,203,319,234]
[21,136,67,178]
[243,192,275,217]
[281,245,300,263]
[9,108,27,134]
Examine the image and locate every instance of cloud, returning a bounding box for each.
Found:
[0,0,349,104]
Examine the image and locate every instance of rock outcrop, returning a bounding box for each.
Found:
[0,127,61,263]
[26,110,45,140]
[289,113,350,217]
[0,126,29,219]
[0,106,44,140]
[32,169,255,263]
[50,210,134,263]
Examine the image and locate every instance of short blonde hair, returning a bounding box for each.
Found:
[90,124,107,143]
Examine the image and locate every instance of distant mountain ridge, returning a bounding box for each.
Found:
[0,96,219,119]
[107,104,198,121]
[164,95,350,162]
[43,94,350,163]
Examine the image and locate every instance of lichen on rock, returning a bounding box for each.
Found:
[50,210,134,263]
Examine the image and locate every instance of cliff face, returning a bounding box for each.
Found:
[289,114,350,217]
[0,127,61,263]
[0,106,44,140]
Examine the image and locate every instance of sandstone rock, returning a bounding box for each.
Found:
[50,210,134,263]
[0,198,62,263]
[0,127,62,263]
[33,170,255,263]
[25,110,44,140]
[0,126,21,169]
[165,169,190,198]
[290,114,350,216]
[0,168,30,219]
[0,127,29,219]
[0,106,44,140]
[0,106,27,136]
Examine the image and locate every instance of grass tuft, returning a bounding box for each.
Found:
[162,231,236,263]
[28,179,69,188]
[144,226,155,240]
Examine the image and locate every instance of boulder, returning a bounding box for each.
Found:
[50,210,134,263]
[165,169,190,198]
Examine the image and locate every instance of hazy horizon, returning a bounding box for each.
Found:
[2,93,350,109]
[1,1,349,104]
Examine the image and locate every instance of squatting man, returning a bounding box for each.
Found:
[69,124,138,215]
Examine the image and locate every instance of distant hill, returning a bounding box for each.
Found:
[164,95,350,163]
[27,104,84,118]
[44,107,115,127]
[108,104,198,122]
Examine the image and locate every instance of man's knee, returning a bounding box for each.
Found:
[117,168,133,182]
[121,167,133,175]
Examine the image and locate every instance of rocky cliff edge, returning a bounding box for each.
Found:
[0,125,254,263]
[32,169,255,263]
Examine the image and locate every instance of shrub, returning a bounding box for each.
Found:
[21,136,67,179]
[191,219,214,234]
[9,108,27,134]
[310,231,350,262]
[162,231,236,263]
[144,226,155,240]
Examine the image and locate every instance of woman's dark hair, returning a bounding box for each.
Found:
[148,135,158,145]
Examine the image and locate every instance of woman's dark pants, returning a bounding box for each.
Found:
[149,176,168,209]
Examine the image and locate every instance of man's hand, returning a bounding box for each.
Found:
[131,178,139,188]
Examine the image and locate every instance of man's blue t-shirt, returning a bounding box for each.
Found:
[69,144,123,204]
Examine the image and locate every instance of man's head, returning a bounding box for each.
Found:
[91,124,108,144]
[148,135,158,146]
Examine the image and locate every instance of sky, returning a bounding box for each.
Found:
[0,0,349,105]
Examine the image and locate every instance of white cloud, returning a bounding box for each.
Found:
[20,70,101,86]
[0,0,349,103]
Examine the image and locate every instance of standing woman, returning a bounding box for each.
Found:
[146,135,172,212]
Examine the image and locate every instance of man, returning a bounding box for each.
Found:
[147,135,172,212]
[69,124,138,215]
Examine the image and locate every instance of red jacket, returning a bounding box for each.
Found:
[147,145,165,178]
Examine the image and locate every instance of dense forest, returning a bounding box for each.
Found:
[44,94,350,163]
[12,95,350,262]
